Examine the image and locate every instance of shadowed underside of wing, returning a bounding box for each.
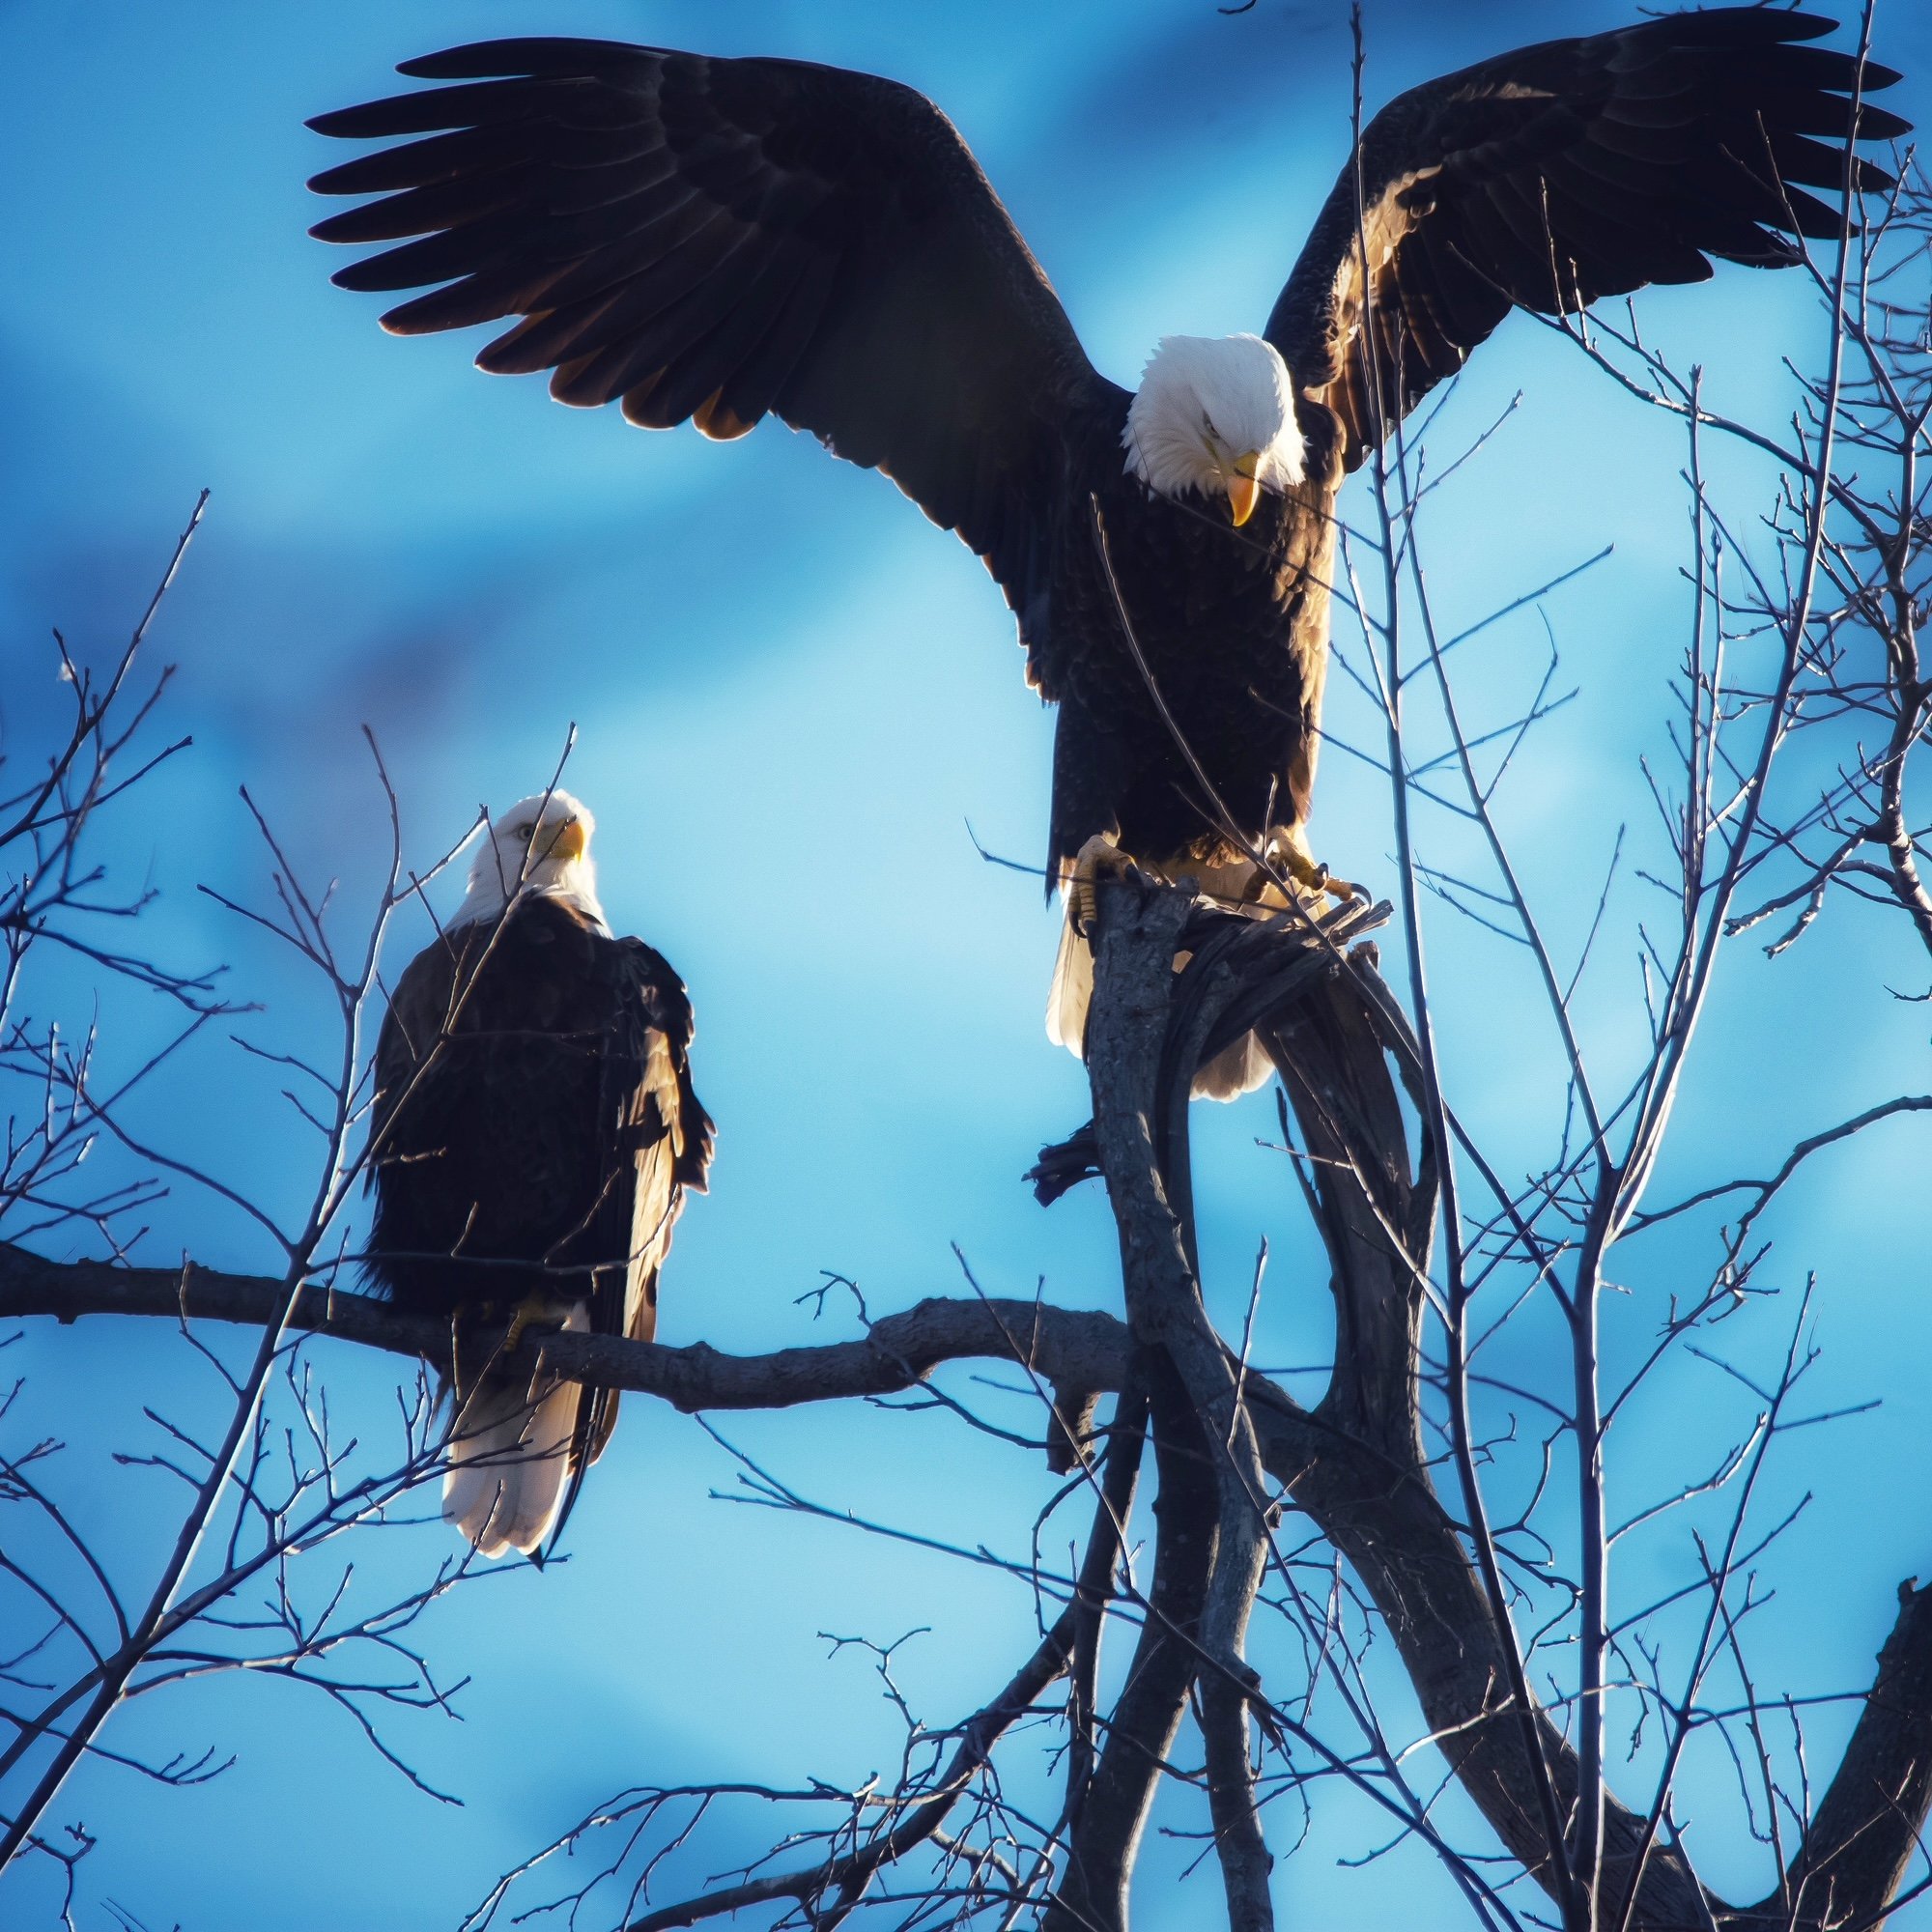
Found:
[308,39,1122,681]
[1265,9,1908,468]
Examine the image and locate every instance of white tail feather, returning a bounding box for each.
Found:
[443,1306,587,1558]
[1044,860,1284,1102]
[1191,1031,1276,1101]
[1045,902,1094,1058]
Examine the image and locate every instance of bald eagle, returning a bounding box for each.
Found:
[310,13,1902,1097]
[365,792,713,1558]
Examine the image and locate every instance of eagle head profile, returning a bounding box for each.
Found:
[457,787,608,930]
[1122,333,1306,527]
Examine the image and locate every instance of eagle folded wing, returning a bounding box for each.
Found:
[546,936,699,1477]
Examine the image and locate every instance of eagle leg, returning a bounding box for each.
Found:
[1068,833,1142,939]
[502,1293,583,1355]
[1268,826,1367,907]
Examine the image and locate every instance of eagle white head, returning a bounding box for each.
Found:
[455,787,609,931]
[1122,334,1305,527]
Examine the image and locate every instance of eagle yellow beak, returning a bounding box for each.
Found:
[1225,455,1262,528]
[547,817,587,863]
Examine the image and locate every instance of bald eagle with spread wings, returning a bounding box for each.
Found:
[311,13,1903,1096]
[365,792,712,1559]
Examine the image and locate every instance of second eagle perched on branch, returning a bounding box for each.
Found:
[310,12,1902,1095]
[365,793,712,1559]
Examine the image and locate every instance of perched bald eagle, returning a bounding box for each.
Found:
[310,13,1902,1096]
[365,791,713,1558]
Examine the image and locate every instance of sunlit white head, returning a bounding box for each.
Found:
[1122,333,1305,527]
[455,788,608,931]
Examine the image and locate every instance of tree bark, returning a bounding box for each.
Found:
[9,885,1931,1932]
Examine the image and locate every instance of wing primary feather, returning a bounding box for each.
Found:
[396,39,668,83]
[310,171,526,245]
[309,126,545,200]
[377,264,573,337]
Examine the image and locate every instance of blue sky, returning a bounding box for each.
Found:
[4,2,1931,1927]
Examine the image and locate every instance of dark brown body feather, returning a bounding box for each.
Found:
[365,894,711,1531]
[1048,438,1345,877]
[309,15,1902,885]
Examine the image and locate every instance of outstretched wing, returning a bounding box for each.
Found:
[1265,10,1905,469]
[309,39,1122,671]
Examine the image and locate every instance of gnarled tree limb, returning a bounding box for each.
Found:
[0,1240,1128,1416]
[8,879,1931,1932]
[1084,879,1277,1932]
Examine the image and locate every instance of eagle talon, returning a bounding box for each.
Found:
[501,1293,579,1354]
[1072,876,1099,940]
[1068,834,1138,939]
[1269,835,1365,907]
[1302,863,1369,905]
